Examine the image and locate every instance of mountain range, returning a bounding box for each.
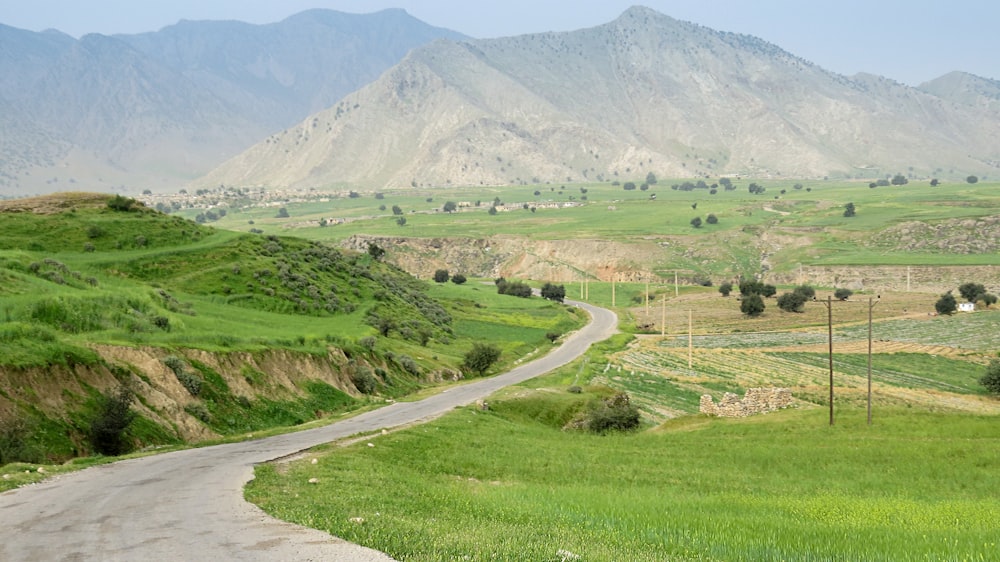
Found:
[0,9,464,195]
[3,6,999,196]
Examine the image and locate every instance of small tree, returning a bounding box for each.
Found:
[443,201,457,213]
[540,282,566,303]
[981,359,1000,394]
[843,202,856,217]
[463,343,502,376]
[967,175,979,184]
[584,392,640,433]
[741,293,765,317]
[834,288,853,301]
[891,174,908,186]
[488,206,498,216]
[762,284,778,298]
[983,294,998,308]
[646,172,657,185]
[275,207,289,218]
[930,178,940,186]
[623,182,636,191]
[690,216,703,228]
[718,282,733,297]
[433,269,450,283]
[392,205,403,215]
[451,273,467,285]
[396,217,407,226]
[706,213,718,224]
[935,291,958,315]
[793,285,816,300]
[107,195,138,212]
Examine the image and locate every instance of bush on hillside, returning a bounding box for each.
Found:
[741,294,765,317]
[462,343,502,376]
[89,385,137,456]
[582,392,640,434]
[935,292,958,315]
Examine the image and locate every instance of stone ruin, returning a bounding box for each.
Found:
[699,387,792,417]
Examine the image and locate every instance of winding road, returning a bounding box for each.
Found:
[0,300,617,561]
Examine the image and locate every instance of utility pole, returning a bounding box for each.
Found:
[867,296,879,426]
[645,280,650,316]
[824,295,834,426]
[611,272,616,307]
[660,291,666,338]
[688,309,693,369]
[674,271,679,297]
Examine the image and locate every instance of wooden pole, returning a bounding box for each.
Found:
[645,281,650,316]
[611,272,616,307]
[826,295,834,426]
[674,271,679,297]
[688,309,693,369]
[660,292,666,338]
[867,297,879,426]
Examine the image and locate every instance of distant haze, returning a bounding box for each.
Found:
[2,0,998,86]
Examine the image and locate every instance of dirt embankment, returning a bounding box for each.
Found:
[0,346,383,453]
[345,234,1000,295]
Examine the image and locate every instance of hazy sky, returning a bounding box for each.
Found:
[2,0,997,85]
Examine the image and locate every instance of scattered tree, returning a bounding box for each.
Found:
[718,282,733,297]
[462,343,502,376]
[891,174,908,186]
[834,288,853,301]
[930,178,940,187]
[967,175,979,184]
[646,172,657,185]
[935,291,958,315]
[690,216,703,228]
[706,213,718,224]
[983,294,998,308]
[623,182,637,191]
[107,195,138,212]
[442,201,457,213]
[958,282,987,303]
[740,293,765,317]
[981,359,1000,394]
[275,207,289,218]
[748,183,765,194]
[793,285,816,300]
[451,273,467,285]
[391,205,403,215]
[433,269,450,283]
[843,202,856,217]
[396,217,407,226]
[540,282,566,303]
[488,206,498,216]
[777,291,808,313]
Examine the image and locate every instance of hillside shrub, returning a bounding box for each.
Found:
[583,392,640,434]
[89,385,137,456]
[451,273,467,285]
[184,402,211,423]
[351,366,378,395]
[540,282,566,302]
[463,343,502,376]
[0,416,41,465]
[834,288,853,301]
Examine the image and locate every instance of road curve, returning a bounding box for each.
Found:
[0,300,616,561]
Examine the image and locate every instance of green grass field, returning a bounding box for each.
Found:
[247,401,999,562]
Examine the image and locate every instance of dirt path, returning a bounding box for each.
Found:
[0,300,617,561]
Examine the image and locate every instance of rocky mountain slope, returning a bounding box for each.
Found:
[0,10,464,195]
[198,6,1000,190]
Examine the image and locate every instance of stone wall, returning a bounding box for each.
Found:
[700,387,792,417]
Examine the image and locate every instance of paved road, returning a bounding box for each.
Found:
[0,300,616,561]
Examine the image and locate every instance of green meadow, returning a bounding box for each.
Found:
[248,399,999,562]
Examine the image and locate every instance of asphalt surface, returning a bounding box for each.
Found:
[0,300,617,561]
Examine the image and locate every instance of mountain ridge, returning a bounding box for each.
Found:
[0,9,466,195]
[196,6,1000,190]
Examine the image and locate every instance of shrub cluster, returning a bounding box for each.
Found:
[495,278,532,298]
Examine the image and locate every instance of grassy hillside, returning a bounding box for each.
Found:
[0,193,584,465]
[168,179,1000,287]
